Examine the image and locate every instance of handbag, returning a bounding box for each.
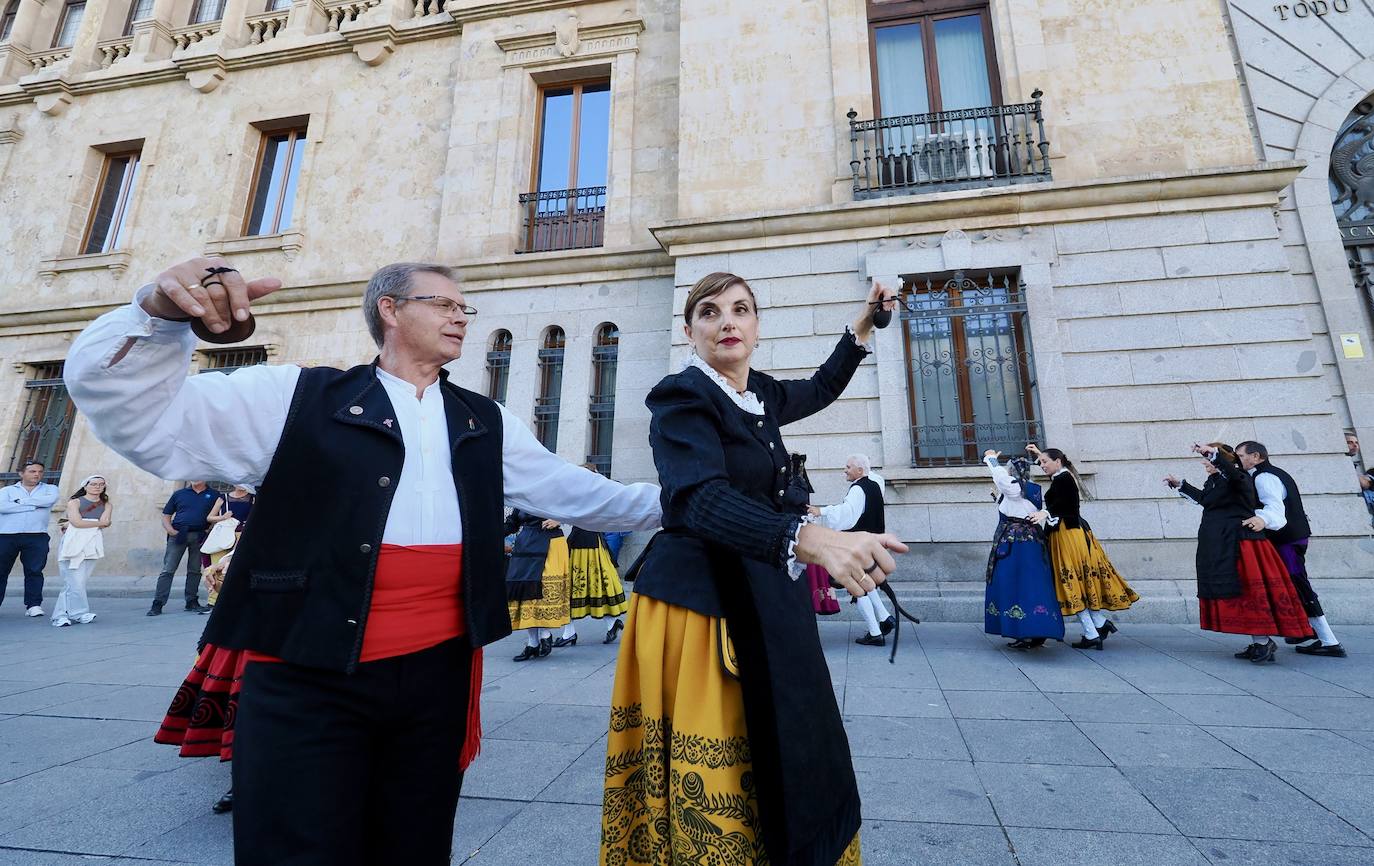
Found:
[201,498,240,555]
[806,564,841,615]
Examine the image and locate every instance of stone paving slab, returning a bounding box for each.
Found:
[0,600,1371,864]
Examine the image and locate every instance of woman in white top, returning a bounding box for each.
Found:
[52,475,111,627]
[983,451,1064,648]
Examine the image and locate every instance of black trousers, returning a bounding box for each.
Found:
[232,638,471,866]
[0,532,49,609]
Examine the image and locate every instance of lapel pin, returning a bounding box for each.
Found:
[383,419,393,428]
[348,406,363,415]
[468,418,475,430]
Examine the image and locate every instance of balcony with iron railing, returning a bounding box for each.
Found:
[517,186,606,254]
[848,90,1051,200]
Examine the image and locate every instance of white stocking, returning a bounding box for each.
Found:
[526,628,541,647]
[1077,610,1100,640]
[1310,616,1339,646]
[561,622,577,640]
[1089,609,1108,629]
[856,595,882,637]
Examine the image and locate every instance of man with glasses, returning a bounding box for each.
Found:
[0,459,60,618]
[64,256,661,866]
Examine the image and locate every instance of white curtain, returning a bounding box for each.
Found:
[933,15,992,111]
[874,23,929,119]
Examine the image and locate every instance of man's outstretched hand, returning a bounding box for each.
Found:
[141,256,282,336]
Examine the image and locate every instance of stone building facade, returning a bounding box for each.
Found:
[0,0,1369,617]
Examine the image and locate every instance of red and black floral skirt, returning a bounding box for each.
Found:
[153,643,246,761]
[1199,540,1311,638]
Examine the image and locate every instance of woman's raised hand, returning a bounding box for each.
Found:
[796,523,908,598]
[853,279,898,345]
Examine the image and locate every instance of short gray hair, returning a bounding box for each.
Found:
[846,453,871,474]
[362,262,456,347]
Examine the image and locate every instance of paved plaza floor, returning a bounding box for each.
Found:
[0,598,1372,865]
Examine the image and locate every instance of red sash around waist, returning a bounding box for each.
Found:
[243,543,484,768]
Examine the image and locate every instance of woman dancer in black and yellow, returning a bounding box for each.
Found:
[556,467,631,646]
[505,508,571,661]
[600,273,907,865]
[1026,444,1139,649]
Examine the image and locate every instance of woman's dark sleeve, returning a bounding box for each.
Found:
[648,376,801,569]
[760,330,870,427]
[1177,481,1204,505]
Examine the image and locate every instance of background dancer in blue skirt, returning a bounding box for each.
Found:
[982,450,1064,649]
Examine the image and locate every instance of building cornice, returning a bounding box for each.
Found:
[650,161,1307,256]
[448,0,594,25]
[0,246,672,332]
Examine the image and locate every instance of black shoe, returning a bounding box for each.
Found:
[1071,635,1104,650]
[1284,635,1317,645]
[1008,639,1032,650]
[552,634,578,648]
[513,645,540,662]
[1234,643,1262,660]
[1027,638,1047,648]
[1250,638,1278,664]
[879,616,896,636]
[538,636,553,657]
[603,619,624,644]
[1099,620,1118,640]
[146,605,163,617]
[1294,642,1347,658]
[855,633,885,647]
[185,601,206,613]
[212,789,233,814]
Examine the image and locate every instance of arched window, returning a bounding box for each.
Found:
[586,323,619,476]
[123,0,155,35]
[53,0,85,47]
[1331,96,1374,308]
[1,0,19,43]
[534,327,565,451]
[485,329,512,405]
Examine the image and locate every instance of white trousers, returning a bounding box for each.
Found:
[52,559,96,622]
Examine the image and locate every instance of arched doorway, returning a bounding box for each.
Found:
[1331,95,1374,310]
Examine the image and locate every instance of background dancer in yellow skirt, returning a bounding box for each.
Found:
[558,468,630,647]
[505,509,571,661]
[1026,444,1139,650]
[601,273,907,866]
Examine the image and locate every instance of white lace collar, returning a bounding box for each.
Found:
[686,354,766,415]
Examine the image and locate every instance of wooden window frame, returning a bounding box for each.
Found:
[52,0,86,48]
[79,149,142,256]
[242,122,307,238]
[528,77,610,196]
[4,362,77,485]
[866,0,1002,120]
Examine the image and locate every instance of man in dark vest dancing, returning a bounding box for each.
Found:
[65,256,662,865]
[1236,441,1345,658]
[810,453,895,646]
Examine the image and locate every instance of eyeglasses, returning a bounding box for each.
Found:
[393,295,477,318]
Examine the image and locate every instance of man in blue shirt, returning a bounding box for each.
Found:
[150,480,219,615]
[0,460,61,617]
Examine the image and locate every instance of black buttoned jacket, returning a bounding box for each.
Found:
[200,362,508,673]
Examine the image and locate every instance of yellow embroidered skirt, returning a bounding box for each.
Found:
[1047,527,1139,616]
[600,594,861,865]
[508,536,571,630]
[569,541,629,620]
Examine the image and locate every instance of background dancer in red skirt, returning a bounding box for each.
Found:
[1165,443,1311,663]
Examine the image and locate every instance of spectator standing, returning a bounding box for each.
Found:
[150,481,219,616]
[52,475,112,627]
[0,459,60,618]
